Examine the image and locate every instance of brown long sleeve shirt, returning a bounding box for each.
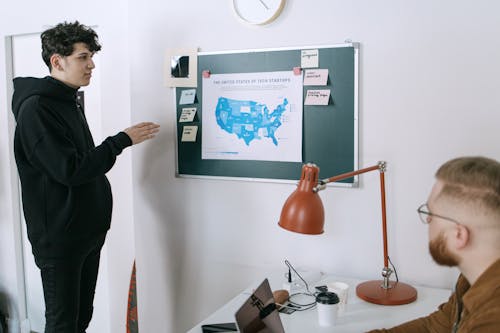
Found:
[368,259,500,333]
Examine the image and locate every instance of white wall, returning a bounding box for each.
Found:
[127,1,500,332]
[2,1,500,333]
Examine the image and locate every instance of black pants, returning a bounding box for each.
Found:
[34,235,106,333]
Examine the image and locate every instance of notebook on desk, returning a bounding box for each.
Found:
[201,279,285,333]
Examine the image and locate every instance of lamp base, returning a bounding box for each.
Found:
[356,280,417,305]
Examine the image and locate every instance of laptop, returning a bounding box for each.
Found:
[202,279,285,333]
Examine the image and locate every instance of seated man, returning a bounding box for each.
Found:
[369,156,500,333]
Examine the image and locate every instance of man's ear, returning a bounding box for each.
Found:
[453,224,469,249]
[50,54,63,72]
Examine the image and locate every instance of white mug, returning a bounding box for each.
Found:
[327,281,349,315]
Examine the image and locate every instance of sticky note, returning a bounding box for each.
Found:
[303,69,329,86]
[181,125,198,142]
[301,49,319,68]
[304,89,331,105]
[179,107,197,122]
[179,89,196,105]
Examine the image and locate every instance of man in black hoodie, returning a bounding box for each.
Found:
[11,21,160,333]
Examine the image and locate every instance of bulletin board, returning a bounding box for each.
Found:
[175,43,359,184]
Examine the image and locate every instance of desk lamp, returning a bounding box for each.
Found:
[278,161,417,305]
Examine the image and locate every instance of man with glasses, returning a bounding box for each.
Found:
[369,156,500,333]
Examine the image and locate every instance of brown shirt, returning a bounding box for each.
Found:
[367,259,500,333]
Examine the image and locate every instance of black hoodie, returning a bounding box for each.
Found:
[12,76,132,258]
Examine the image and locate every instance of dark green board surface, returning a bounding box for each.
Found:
[176,44,358,183]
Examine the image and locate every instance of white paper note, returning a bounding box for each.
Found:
[179,89,196,105]
[303,69,329,86]
[179,107,197,122]
[301,49,319,68]
[181,125,198,142]
[304,89,331,105]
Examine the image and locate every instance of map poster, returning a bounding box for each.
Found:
[201,71,303,162]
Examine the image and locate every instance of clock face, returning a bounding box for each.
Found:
[233,0,286,25]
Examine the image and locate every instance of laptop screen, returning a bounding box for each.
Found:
[234,279,285,333]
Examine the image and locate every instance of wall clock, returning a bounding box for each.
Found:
[233,0,286,25]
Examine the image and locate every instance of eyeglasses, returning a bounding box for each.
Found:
[417,203,461,225]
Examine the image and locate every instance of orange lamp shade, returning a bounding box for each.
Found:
[278,164,325,234]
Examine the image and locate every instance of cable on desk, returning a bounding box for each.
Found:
[287,292,317,311]
[388,256,399,282]
[283,259,318,311]
[284,259,312,293]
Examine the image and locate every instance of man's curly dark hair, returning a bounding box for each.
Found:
[41,21,101,70]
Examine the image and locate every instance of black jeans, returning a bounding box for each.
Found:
[34,235,106,333]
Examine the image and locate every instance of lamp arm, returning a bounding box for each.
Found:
[314,161,393,287]
[378,163,389,271]
[313,162,385,192]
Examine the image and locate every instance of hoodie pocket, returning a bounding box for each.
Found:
[44,179,74,234]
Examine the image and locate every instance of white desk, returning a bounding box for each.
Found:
[187,276,452,333]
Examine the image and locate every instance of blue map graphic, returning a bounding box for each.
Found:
[215,97,288,146]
